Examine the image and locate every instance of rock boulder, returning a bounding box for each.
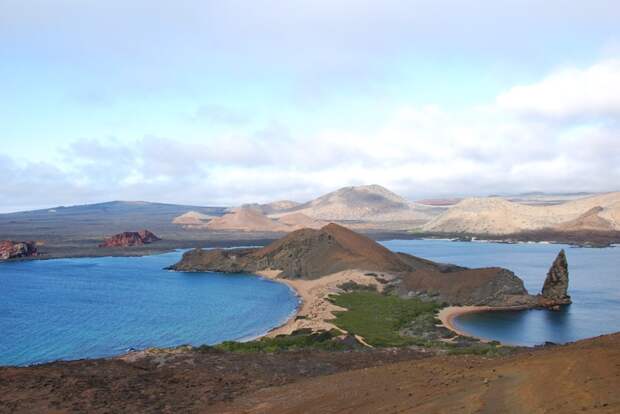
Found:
[540,249,571,306]
[0,240,38,260]
[99,230,161,248]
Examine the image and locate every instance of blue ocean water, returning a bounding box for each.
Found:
[0,250,298,366]
[382,240,620,346]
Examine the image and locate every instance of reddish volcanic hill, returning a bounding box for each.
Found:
[253,223,414,278]
[172,223,420,278]
[0,240,38,260]
[99,230,161,248]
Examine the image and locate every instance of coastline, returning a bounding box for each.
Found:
[437,306,492,339]
[255,269,384,338]
[438,304,541,343]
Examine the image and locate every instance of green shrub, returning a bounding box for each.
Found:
[328,291,441,347]
[209,329,348,353]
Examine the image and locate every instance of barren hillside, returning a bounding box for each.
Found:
[423,192,620,234]
[206,207,290,232]
[273,185,441,222]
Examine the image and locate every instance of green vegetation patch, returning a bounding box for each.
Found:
[328,291,441,347]
[203,329,350,353]
[337,281,378,292]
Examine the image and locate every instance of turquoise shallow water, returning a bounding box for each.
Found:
[382,240,620,346]
[0,250,298,366]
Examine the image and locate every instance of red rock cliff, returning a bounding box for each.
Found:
[99,230,161,248]
[0,240,38,260]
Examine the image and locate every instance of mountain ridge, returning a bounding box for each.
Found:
[423,192,620,235]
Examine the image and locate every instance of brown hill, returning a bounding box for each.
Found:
[172,223,415,279]
[273,185,440,222]
[399,267,530,306]
[276,212,327,230]
[170,224,566,308]
[206,207,290,232]
[242,200,300,215]
[553,206,614,232]
[423,192,620,235]
[213,333,620,414]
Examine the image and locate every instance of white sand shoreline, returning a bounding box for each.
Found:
[437,306,492,339]
[255,269,384,338]
[438,305,538,344]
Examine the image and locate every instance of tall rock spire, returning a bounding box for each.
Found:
[541,249,571,306]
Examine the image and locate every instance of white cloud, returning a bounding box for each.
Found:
[2,59,620,212]
[496,59,620,119]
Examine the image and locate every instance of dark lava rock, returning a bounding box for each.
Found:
[541,249,571,305]
[0,240,38,260]
[398,267,533,307]
[99,230,161,248]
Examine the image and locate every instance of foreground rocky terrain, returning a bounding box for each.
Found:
[1,333,618,413]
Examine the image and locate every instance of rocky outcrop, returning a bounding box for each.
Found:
[399,267,533,307]
[540,249,571,307]
[170,223,540,307]
[274,184,438,222]
[99,230,161,248]
[0,240,38,260]
[422,192,620,235]
[170,224,573,309]
[171,223,415,279]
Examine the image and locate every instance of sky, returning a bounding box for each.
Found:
[1,0,620,212]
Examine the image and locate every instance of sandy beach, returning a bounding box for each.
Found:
[438,304,540,342]
[256,269,385,337]
[437,306,492,338]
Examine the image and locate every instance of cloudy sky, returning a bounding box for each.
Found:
[1,0,619,212]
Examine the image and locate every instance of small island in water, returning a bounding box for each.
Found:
[170,223,571,337]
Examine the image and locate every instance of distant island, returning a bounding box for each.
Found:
[1,185,618,262]
[171,223,571,338]
[99,230,161,248]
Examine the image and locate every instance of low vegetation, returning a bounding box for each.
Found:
[199,288,513,355]
[445,341,513,357]
[201,329,350,353]
[328,291,441,347]
[337,281,378,292]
